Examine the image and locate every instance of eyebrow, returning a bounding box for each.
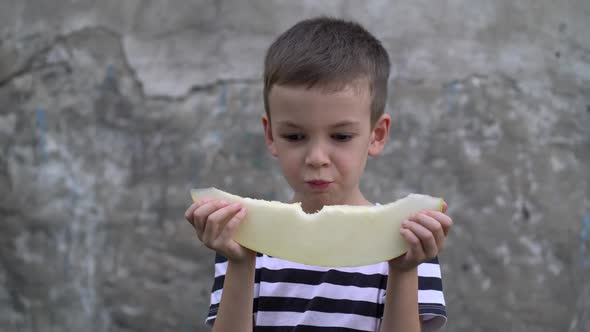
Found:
[330,120,360,128]
[276,120,360,128]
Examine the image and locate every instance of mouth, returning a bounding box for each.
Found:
[306,180,332,190]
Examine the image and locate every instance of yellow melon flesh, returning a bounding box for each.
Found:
[190,188,443,267]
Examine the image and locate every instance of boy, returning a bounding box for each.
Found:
[185,17,453,331]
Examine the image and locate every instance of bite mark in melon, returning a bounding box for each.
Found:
[190,188,443,267]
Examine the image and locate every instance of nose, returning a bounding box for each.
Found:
[305,140,330,168]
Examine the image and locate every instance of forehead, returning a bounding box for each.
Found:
[268,83,372,126]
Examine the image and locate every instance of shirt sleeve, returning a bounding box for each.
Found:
[205,253,261,327]
[417,256,447,332]
[205,253,229,326]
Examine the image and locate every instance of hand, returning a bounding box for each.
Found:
[389,202,452,272]
[184,199,255,263]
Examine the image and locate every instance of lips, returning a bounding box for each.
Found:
[307,180,330,185]
[306,180,332,190]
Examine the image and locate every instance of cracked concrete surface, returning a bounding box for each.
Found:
[1,1,589,332]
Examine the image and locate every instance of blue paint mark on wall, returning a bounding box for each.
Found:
[36,108,47,161]
[446,81,460,113]
[217,83,227,114]
[581,210,590,268]
[100,64,117,92]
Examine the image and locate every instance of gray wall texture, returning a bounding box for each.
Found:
[1,1,589,331]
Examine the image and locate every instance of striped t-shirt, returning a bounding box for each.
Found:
[206,253,447,331]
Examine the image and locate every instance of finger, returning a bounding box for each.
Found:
[184,203,199,225]
[442,201,448,213]
[412,213,445,250]
[218,207,247,244]
[424,210,453,236]
[400,227,422,263]
[194,200,230,239]
[402,220,438,259]
[203,203,242,243]
[198,198,214,205]
[185,198,214,225]
[195,198,215,211]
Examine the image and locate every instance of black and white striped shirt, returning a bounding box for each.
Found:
[206,253,447,331]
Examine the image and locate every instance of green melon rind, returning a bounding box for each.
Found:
[190,188,442,267]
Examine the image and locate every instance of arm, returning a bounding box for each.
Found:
[212,256,256,332]
[379,267,421,332]
[381,204,452,332]
[185,199,256,332]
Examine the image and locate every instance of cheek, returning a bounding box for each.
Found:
[335,144,368,173]
[276,147,301,172]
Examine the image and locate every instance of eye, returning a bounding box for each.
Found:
[281,134,305,142]
[332,133,353,142]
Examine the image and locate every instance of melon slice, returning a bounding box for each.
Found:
[190,188,443,267]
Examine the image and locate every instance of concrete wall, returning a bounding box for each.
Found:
[1,1,589,331]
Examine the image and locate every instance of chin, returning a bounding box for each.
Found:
[312,192,338,204]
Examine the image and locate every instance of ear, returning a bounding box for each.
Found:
[368,113,391,157]
[262,114,278,157]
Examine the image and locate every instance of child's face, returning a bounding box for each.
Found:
[263,83,391,209]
